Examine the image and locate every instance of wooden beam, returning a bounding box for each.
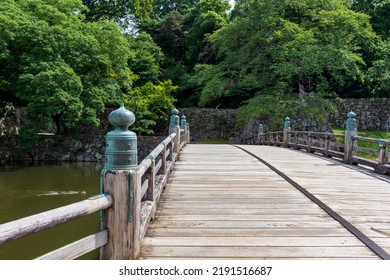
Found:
[35,230,108,260]
[0,194,112,244]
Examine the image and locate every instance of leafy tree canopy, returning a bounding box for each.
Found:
[192,0,378,129]
[1,0,133,138]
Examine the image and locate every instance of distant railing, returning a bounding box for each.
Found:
[257,112,390,175]
[0,106,190,260]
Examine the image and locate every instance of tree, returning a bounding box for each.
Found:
[193,0,378,128]
[185,0,230,65]
[0,0,133,146]
[82,0,153,23]
[367,40,390,97]
[351,0,390,39]
[127,32,165,86]
[151,0,199,20]
[125,32,177,134]
[123,81,176,134]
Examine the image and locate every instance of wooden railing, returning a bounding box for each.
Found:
[257,113,390,175]
[349,136,390,174]
[0,194,112,260]
[0,107,190,260]
[259,131,345,159]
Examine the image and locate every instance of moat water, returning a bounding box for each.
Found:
[0,163,102,259]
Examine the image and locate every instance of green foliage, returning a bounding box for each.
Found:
[351,0,390,39]
[18,124,40,149]
[367,40,390,96]
[0,0,133,147]
[151,0,199,20]
[238,92,336,131]
[155,11,187,61]
[82,0,152,24]
[128,32,164,86]
[192,0,378,128]
[123,80,177,134]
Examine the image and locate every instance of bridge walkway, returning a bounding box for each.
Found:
[140,144,390,259]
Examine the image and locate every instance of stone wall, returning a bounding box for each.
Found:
[179,108,240,140]
[328,98,390,131]
[0,132,165,165]
[2,99,390,163]
[238,98,390,144]
[0,106,165,164]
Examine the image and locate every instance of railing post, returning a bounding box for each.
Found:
[169,108,181,161]
[283,117,291,147]
[307,132,313,153]
[378,139,388,166]
[181,115,187,147]
[257,124,264,145]
[324,132,331,157]
[146,156,155,201]
[160,143,167,175]
[344,111,358,164]
[186,123,190,144]
[100,103,140,260]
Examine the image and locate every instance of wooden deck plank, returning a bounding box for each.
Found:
[239,145,390,258]
[141,144,382,259]
[145,228,353,237]
[141,246,378,259]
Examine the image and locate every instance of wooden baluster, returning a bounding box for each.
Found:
[160,144,167,175]
[146,157,155,201]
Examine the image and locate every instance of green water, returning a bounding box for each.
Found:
[0,163,103,260]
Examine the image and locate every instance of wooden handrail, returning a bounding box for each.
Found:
[0,194,113,245]
[258,129,389,175]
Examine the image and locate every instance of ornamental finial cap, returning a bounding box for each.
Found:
[347,111,356,119]
[108,103,135,130]
[346,111,357,131]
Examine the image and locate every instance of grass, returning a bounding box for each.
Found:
[332,126,390,160]
[195,139,229,144]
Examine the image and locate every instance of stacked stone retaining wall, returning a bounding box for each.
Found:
[1,99,390,163]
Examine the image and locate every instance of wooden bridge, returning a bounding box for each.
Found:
[0,106,390,260]
[141,144,390,259]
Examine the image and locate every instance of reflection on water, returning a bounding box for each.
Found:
[0,163,103,260]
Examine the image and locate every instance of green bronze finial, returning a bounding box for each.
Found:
[169,108,180,128]
[284,117,290,129]
[104,103,137,170]
[181,115,187,129]
[258,124,264,133]
[346,111,357,131]
[108,103,135,130]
